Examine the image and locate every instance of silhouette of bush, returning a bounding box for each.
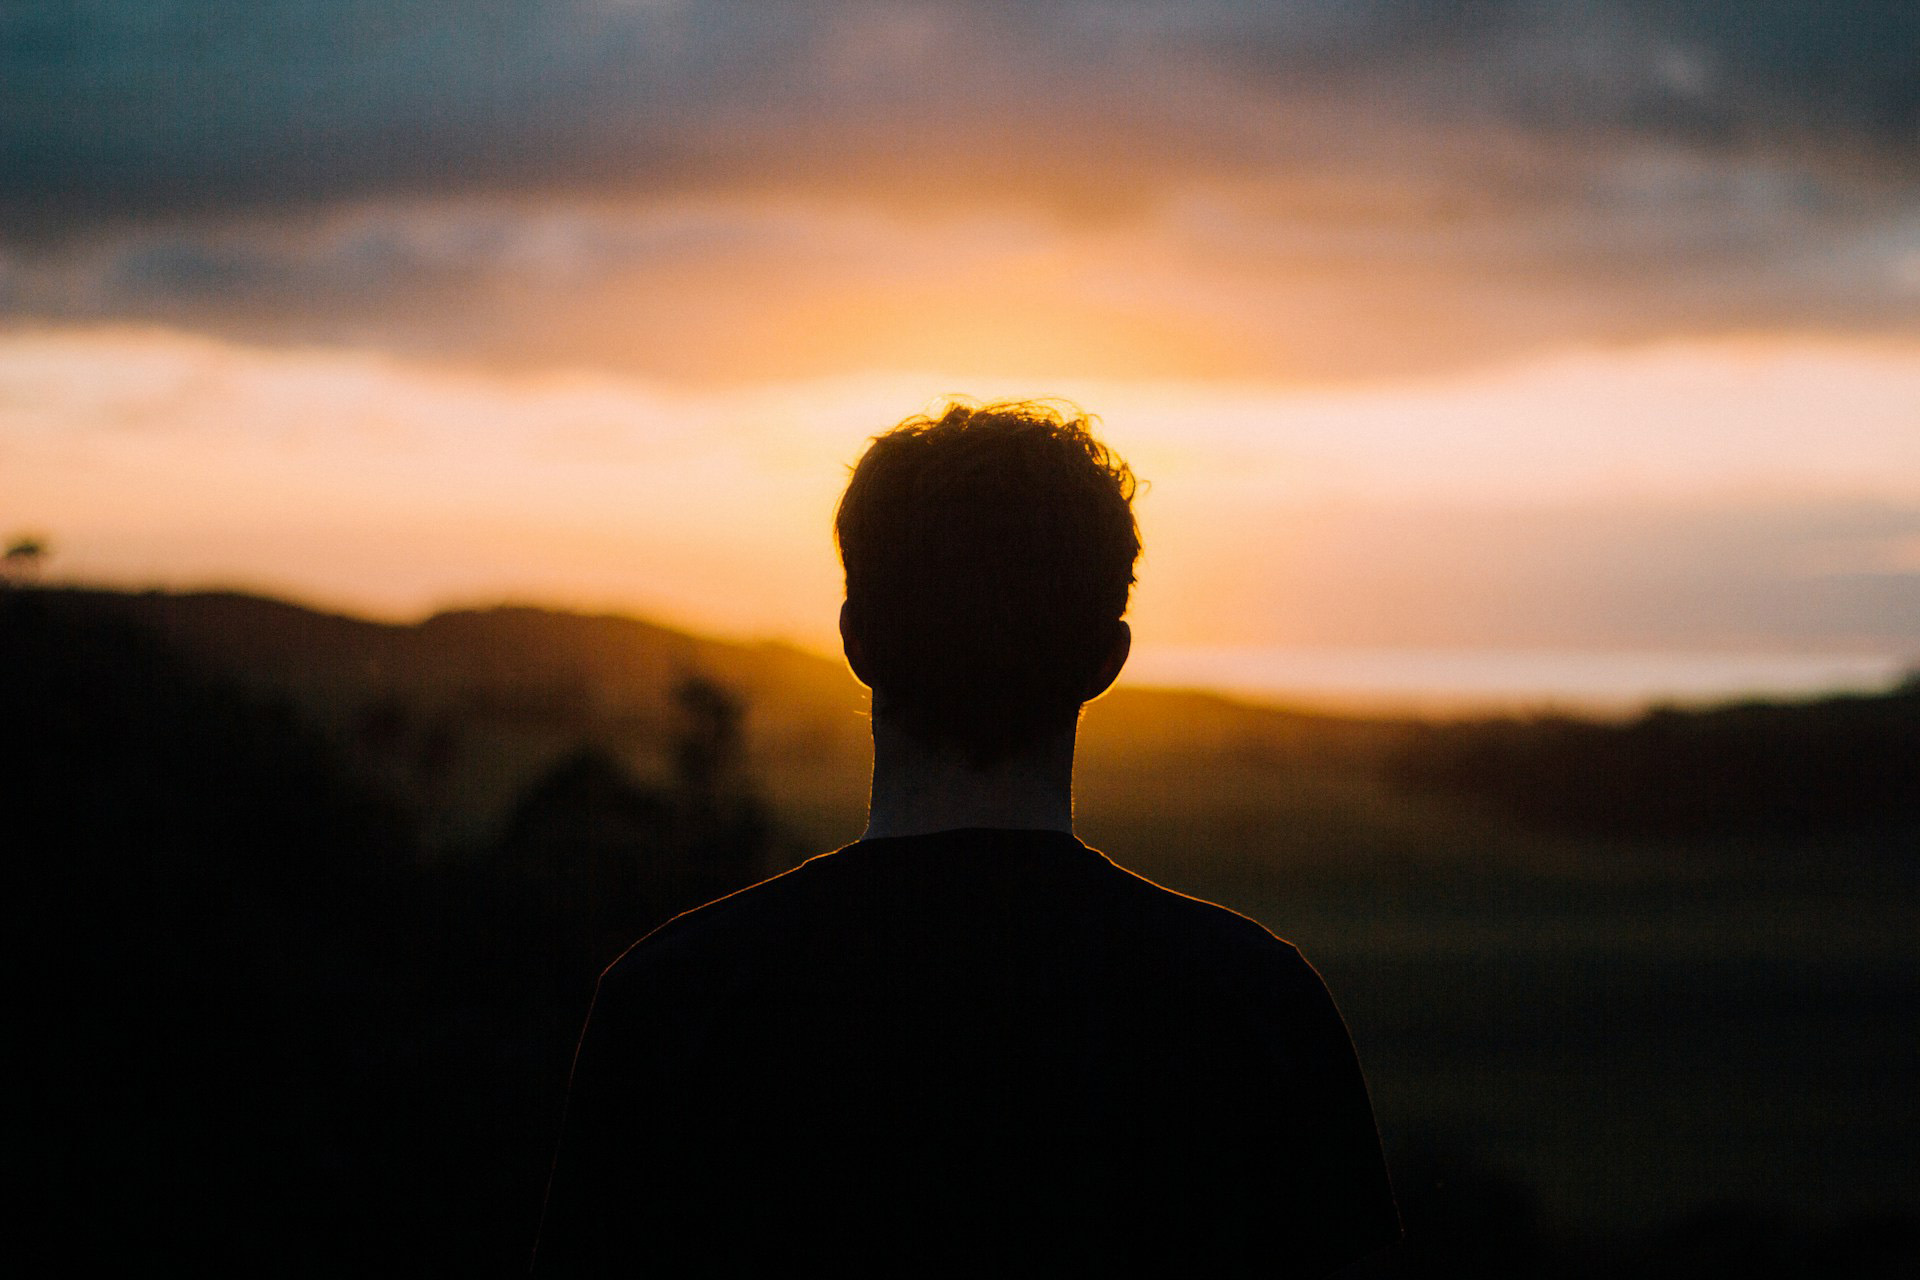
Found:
[493,738,768,970]
[5,594,781,1273]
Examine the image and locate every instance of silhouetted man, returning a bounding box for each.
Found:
[533,402,1399,1276]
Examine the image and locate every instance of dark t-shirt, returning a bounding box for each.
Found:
[533,827,1399,1276]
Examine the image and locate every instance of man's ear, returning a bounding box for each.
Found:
[840,600,874,689]
[1085,620,1131,701]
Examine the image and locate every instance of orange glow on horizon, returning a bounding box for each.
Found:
[4,324,1917,704]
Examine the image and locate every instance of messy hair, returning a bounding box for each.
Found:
[835,399,1140,764]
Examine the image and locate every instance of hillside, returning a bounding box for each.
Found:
[32,587,1917,884]
[40,587,1419,870]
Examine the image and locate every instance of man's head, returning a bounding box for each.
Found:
[835,400,1140,765]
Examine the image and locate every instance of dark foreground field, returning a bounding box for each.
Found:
[8,587,1916,1275]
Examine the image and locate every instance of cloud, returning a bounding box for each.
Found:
[6,160,1915,385]
[5,4,1916,381]
[4,2,1913,230]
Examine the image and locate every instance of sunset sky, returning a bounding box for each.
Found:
[5,2,1917,705]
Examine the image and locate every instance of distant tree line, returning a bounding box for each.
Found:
[1388,689,1920,849]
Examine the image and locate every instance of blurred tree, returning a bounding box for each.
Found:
[2,533,49,584]
[494,671,776,971]
[671,671,744,798]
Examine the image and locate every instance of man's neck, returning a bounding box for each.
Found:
[862,713,1077,841]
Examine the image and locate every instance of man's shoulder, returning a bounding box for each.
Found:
[1100,855,1297,948]
[601,830,1312,989]
[597,848,832,985]
[1079,851,1328,990]
[549,831,1398,1277]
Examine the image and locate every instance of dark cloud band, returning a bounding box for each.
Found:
[5,1,1915,230]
